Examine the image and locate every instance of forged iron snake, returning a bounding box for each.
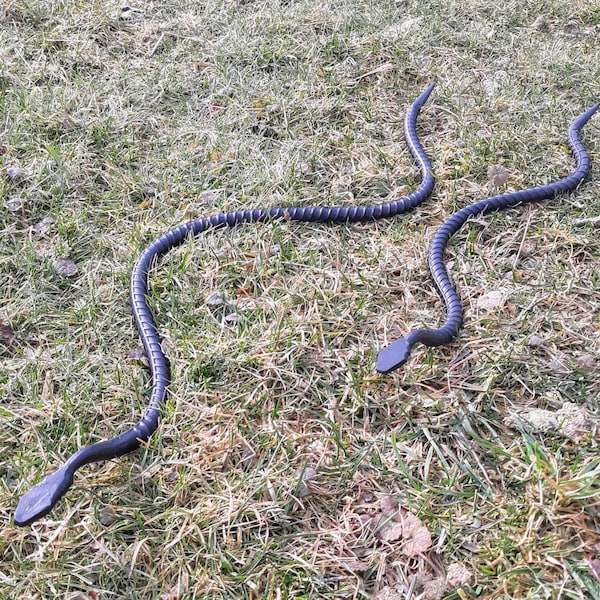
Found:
[14,85,598,526]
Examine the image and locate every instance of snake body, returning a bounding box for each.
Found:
[14,87,597,527]
[15,85,436,526]
[376,100,599,372]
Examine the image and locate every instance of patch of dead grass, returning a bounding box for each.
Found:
[1,0,599,598]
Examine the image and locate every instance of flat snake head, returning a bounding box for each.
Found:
[376,338,412,374]
[14,467,73,527]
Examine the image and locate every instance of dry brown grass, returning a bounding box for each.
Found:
[1,0,599,598]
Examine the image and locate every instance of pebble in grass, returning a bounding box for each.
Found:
[505,402,591,439]
[487,164,510,187]
[206,291,226,308]
[33,216,56,234]
[5,196,24,213]
[53,257,79,277]
[6,166,26,179]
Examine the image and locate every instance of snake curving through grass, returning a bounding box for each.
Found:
[14,86,598,526]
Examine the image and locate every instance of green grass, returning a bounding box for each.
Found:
[1,0,599,598]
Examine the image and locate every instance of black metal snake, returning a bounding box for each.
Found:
[14,86,598,526]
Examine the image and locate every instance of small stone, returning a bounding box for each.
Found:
[334,187,354,201]
[301,466,317,481]
[98,505,117,526]
[269,244,280,256]
[53,257,78,277]
[576,354,595,371]
[142,186,156,197]
[119,5,144,21]
[128,347,149,367]
[358,513,373,525]
[6,167,25,178]
[5,196,24,213]
[34,216,56,233]
[206,291,226,308]
[380,495,399,516]
[475,290,505,310]
[526,334,543,347]
[199,190,218,204]
[548,358,569,373]
[532,16,549,32]
[297,484,309,498]
[296,466,318,498]
[296,163,313,177]
[564,20,579,35]
[487,164,510,186]
[0,320,16,349]
[224,312,241,324]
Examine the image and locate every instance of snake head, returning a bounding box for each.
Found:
[14,467,73,527]
[376,338,412,374]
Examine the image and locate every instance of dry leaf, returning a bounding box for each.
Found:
[403,529,433,558]
[380,495,399,517]
[400,515,432,557]
[378,521,404,541]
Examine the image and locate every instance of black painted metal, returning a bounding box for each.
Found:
[15,84,437,526]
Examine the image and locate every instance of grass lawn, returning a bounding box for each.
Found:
[1,0,599,598]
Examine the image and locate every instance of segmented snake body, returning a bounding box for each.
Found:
[14,86,598,527]
[376,101,599,372]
